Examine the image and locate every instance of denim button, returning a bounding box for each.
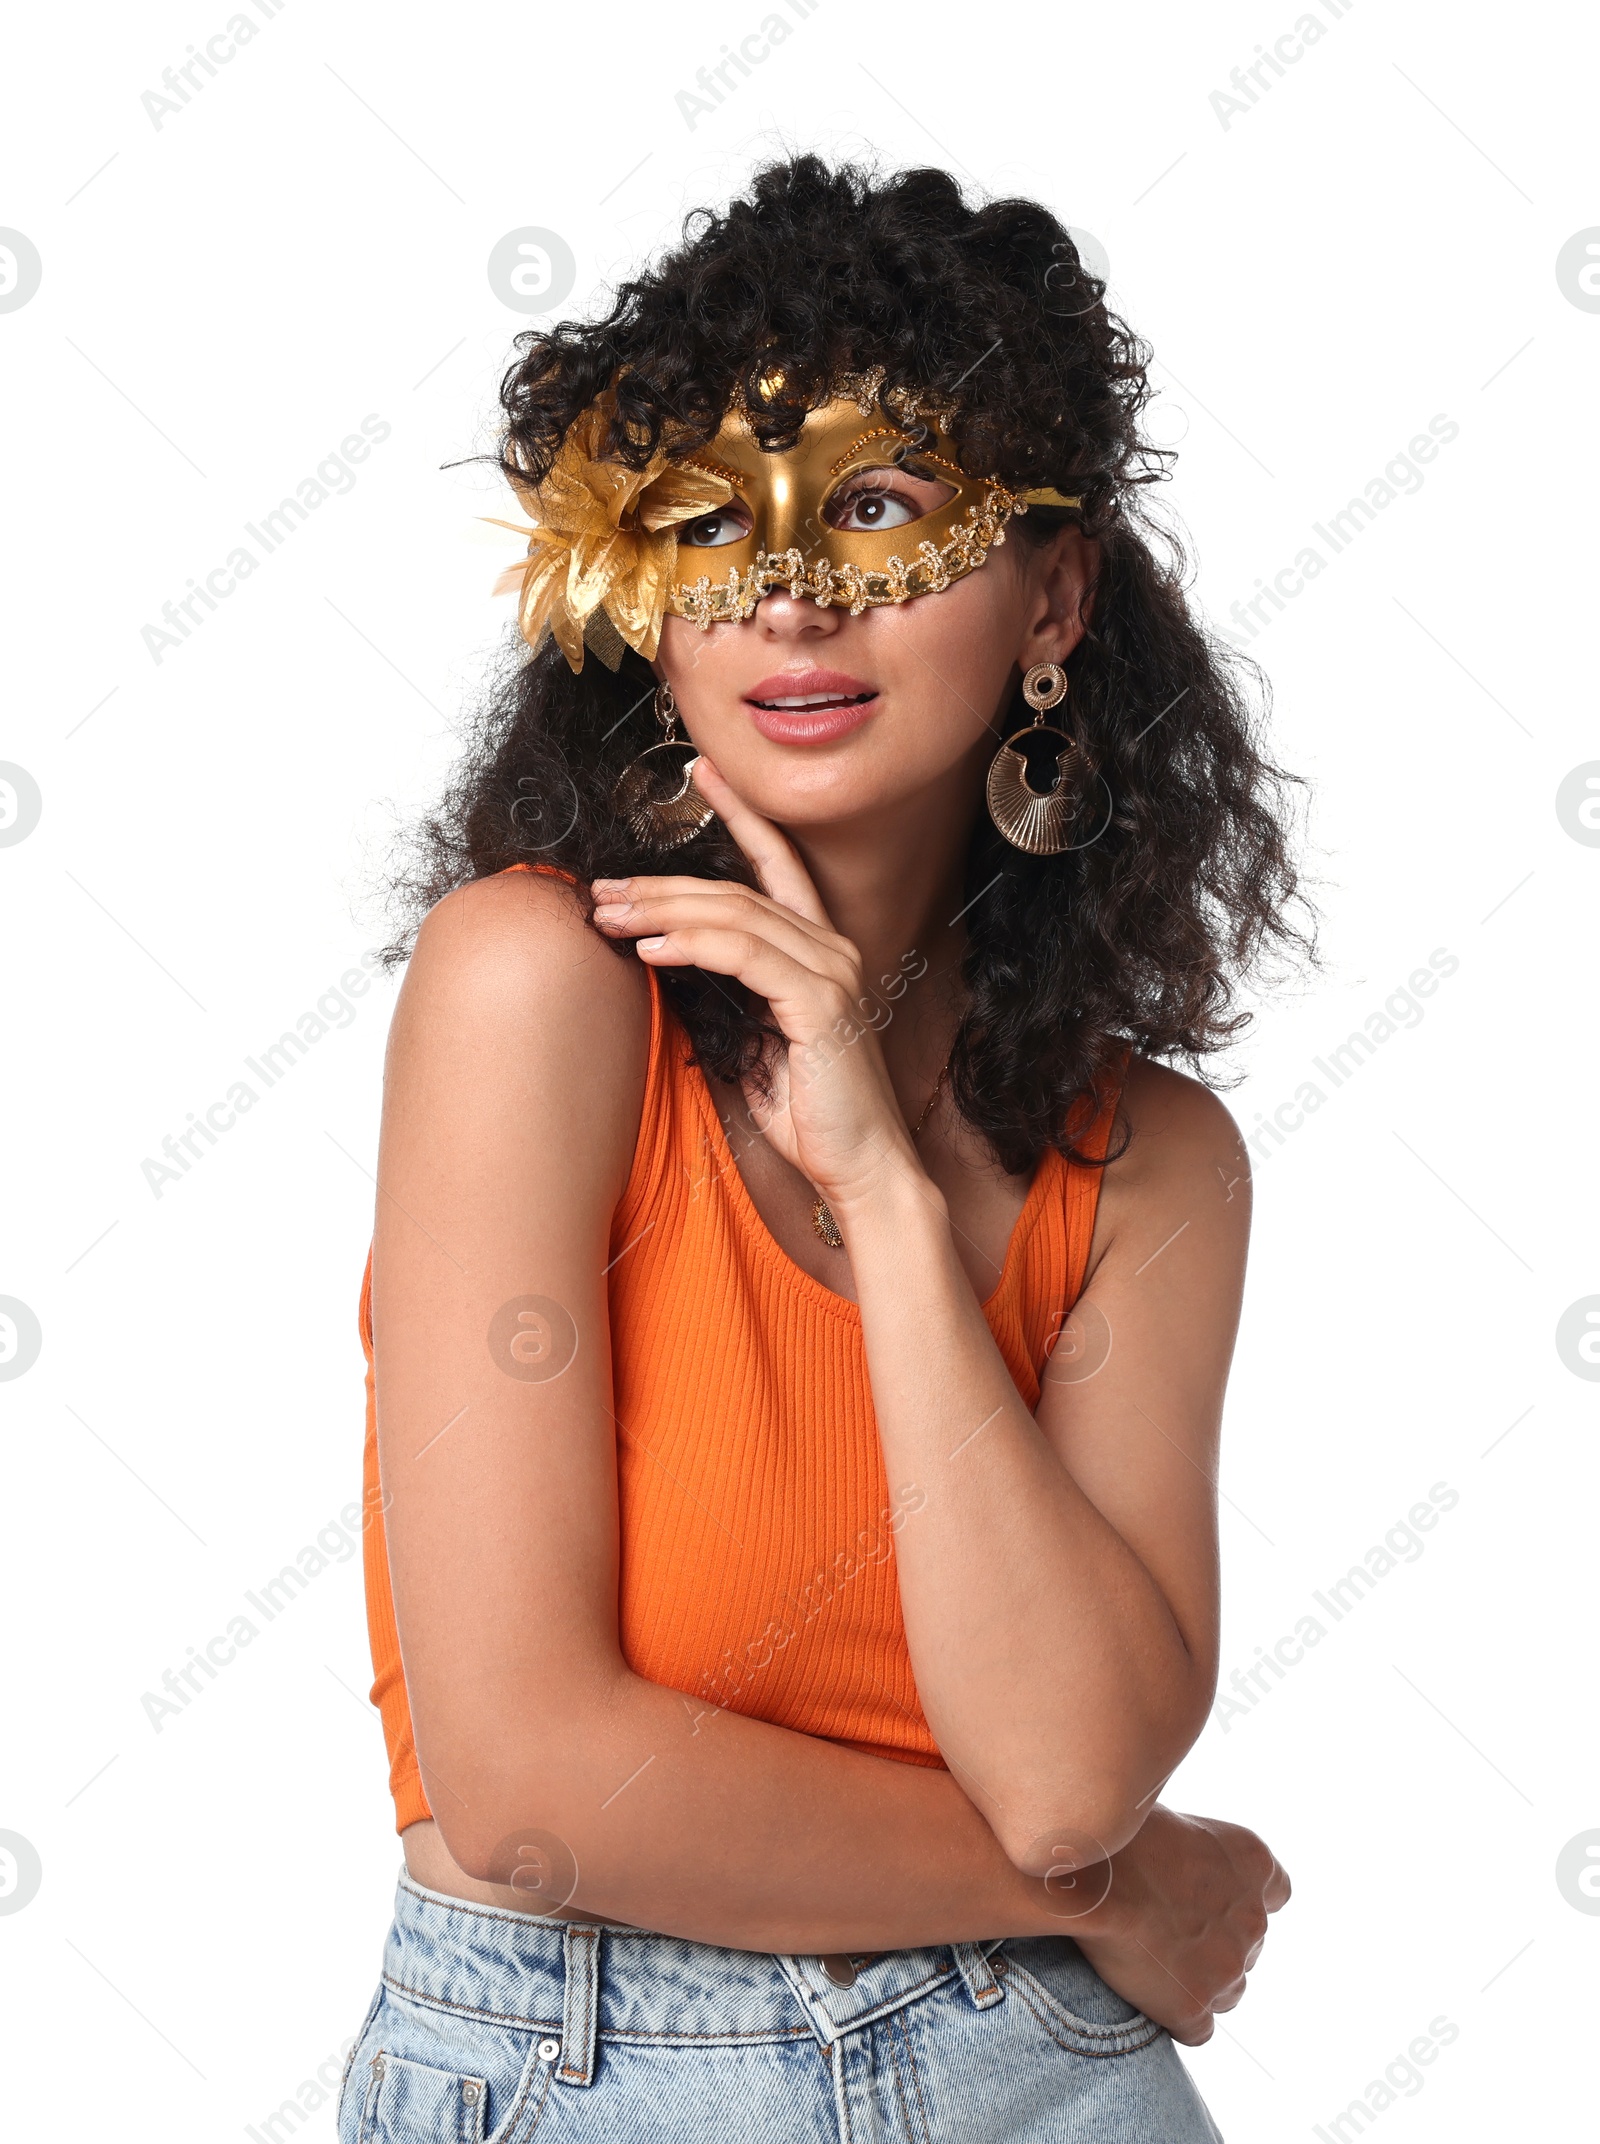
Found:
[462,2082,480,2104]
[538,2038,561,2061]
[819,1954,857,1987]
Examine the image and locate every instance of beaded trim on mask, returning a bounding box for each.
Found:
[670,480,1027,627]
[728,361,957,428]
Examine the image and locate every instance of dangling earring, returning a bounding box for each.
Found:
[612,683,716,850]
[986,662,1088,856]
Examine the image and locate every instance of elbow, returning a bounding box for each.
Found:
[439,1838,495,1885]
[434,1812,499,1887]
[433,1799,585,1905]
[410,1740,521,1884]
[426,1798,505,1887]
[412,1728,578,1897]
[418,1687,631,1904]
[992,1787,1147,1880]
[991,1684,1215,1874]
[989,1730,1204,1873]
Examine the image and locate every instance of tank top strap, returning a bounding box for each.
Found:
[609,962,678,1253]
[1059,1040,1131,1292]
[1005,1042,1131,1392]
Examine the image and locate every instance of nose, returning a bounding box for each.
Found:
[750,588,842,641]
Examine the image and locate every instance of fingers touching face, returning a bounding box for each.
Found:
[673,754,831,922]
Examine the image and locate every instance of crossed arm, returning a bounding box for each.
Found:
[373,857,1283,2033]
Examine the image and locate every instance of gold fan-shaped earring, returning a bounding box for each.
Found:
[612,683,717,850]
[985,661,1087,856]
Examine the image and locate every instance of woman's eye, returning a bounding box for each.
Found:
[830,487,916,532]
[823,468,954,534]
[680,505,752,548]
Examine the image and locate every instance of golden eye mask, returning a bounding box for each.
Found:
[490,369,1080,671]
[667,391,1080,626]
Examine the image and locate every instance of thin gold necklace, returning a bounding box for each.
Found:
[810,1050,953,1250]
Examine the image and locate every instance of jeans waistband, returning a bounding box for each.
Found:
[385,1870,1008,2064]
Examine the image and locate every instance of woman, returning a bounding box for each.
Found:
[341,156,1307,2142]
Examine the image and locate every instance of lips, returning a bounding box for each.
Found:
[742,667,880,744]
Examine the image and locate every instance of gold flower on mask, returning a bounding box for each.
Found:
[486,399,735,673]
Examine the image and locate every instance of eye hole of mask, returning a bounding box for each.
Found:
[822,463,958,533]
[679,500,756,548]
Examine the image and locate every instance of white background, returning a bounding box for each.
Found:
[1,1,1595,2137]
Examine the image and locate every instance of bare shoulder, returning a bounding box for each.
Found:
[1086,1052,1253,1282]
[402,869,637,1013]
[396,869,645,1042]
[1115,1054,1251,1172]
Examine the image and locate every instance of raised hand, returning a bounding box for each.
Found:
[590,752,928,1219]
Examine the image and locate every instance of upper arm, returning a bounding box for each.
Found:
[1034,1058,1252,1695]
[370,870,648,1857]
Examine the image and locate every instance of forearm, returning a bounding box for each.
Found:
[430,1733,1286,2046]
[437,1664,1071,1954]
[837,1163,1203,1858]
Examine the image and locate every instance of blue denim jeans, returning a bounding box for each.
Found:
[337,1871,1220,2141]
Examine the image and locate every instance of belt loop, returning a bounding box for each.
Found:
[557,1924,601,2087]
[951,1941,1005,2010]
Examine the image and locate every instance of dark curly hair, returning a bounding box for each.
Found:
[382,153,1319,1175]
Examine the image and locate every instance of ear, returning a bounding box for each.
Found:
[1017,525,1100,670]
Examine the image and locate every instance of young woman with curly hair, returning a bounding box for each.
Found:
[339,154,1308,2143]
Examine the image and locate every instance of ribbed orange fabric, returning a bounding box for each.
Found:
[360,872,1125,1833]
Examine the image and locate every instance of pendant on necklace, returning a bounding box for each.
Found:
[811,1196,844,1249]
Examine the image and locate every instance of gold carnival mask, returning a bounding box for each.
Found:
[491,368,1081,672]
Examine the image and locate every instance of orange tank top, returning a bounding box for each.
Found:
[359,882,1126,1833]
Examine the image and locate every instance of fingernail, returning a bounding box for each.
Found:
[592,876,629,891]
[637,936,666,951]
